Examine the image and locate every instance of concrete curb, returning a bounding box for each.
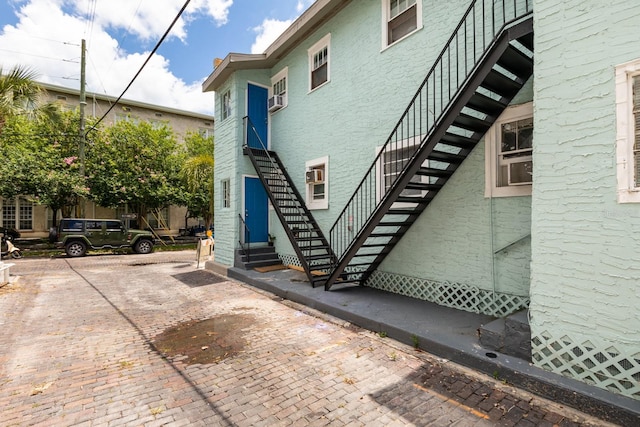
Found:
[218,264,640,426]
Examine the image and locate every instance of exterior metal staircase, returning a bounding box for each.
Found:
[243,117,337,287]
[325,0,534,290]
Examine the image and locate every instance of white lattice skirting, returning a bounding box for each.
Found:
[366,271,529,317]
[277,255,528,317]
[532,331,640,400]
[278,253,301,268]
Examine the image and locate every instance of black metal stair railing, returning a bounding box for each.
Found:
[327,0,533,289]
[243,117,337,287]
[238,213,250,261]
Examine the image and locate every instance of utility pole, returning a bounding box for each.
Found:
[78,38,87,218]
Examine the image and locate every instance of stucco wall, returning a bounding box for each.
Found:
[213,70,270,266]
[263,0,532,297]
[269,0,471,232]
[530,0,640,398]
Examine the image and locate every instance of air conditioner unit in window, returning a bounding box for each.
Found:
[507,159,533,185]
[305,169,324,184]
[268,95,284,112]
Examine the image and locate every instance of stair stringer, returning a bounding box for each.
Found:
[243,140,337,287]
[325,16,534,290]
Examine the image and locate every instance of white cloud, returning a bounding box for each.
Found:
[250,18,293,54]
[250,1,316,54]
[0,0,228,114]
[76,0,233,42]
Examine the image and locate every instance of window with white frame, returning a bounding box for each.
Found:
[305,156,328,209]
[485,102,533,197]
[221,90,231,120]
[222,179,231,208]
[615,59,640,203]
[270,67,288,112]
[376,138,431,204]
[1,197,33,230]
[384,0,422,47]
[308,35,331,91]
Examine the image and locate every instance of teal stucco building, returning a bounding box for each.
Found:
[203,0,640,402]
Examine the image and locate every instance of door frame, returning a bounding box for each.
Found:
[245,81,271,150]
[241,174,269,244]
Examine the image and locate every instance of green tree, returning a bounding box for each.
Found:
[0,109,90,225]
[85,119,186,227]
[181,131,214,229]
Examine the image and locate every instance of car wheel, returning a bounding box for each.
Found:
[134,239,153,254]
[65,241,87,257]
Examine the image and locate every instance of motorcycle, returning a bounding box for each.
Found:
[1,233,22,259]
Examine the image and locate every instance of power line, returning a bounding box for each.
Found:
[0,48,79,63]
[87,0,192,135]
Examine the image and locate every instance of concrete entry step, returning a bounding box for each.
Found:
[234,246,281,270]
[479,309,531,360]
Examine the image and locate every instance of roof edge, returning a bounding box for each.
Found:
[40,82,214,120]
[202,0,350,93]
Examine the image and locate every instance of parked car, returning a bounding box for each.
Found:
[1,227,20,241]
[51,218,156,257]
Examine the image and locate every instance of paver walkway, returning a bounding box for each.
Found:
[0,252,615,426]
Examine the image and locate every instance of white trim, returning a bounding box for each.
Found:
[221,179,231,209]
[270,67,289,114]
[221,89,231,121]
[305,156,329,210]
[0,196,34,231]
[245,81,271,150]
[308,34,331,92]
[615,59,640,203]
[484,102,533,198]
[381,0,423,50]
[375,135,428,208]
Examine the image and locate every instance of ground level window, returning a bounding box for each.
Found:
[1,197,33,230]
[222,179,231,208]
[497,117,533,187]
[147,207,169,229]
[305,156,329,210]
[376,139,431,205]
[485,102,533,198]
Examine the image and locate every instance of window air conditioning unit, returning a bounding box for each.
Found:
[507,159,533,185]
[268,95,284,112]
[305,169,324,184]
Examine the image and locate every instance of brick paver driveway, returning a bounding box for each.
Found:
[0,252,611,426]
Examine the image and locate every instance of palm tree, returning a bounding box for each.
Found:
[0,65,43,132]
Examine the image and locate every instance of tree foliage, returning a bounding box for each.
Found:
[181,131,215,228]
[2,64,212,229]
[0,110,90,223]
[85,119,186,223]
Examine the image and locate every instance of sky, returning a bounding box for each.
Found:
[0,0,317,116]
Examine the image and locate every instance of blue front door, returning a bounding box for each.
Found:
[244,177,269,243]
[247,84,268,149]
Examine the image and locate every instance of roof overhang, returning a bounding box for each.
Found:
[41,82,215,120]
[202,0,350,92]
